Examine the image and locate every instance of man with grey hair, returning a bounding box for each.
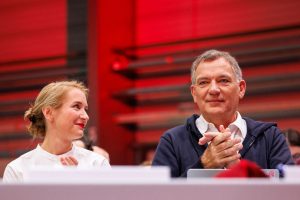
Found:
[152,49,294,177]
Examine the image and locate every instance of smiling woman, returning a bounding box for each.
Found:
[2,80,111,182]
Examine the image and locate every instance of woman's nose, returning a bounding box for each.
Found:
[80,110,89,121]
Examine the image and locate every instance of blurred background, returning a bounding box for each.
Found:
[1,0,300,176]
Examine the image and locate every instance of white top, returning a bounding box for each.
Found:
[195,112,247,142]
[3,144,111,182]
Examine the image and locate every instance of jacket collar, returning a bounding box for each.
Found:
[186,114,202,139]
[240,117,277,157]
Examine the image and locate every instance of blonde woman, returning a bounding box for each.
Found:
[3,80,110,182]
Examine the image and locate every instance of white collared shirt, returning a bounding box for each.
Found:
[195,112,247,142]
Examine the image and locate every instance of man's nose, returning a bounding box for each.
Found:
[208,81,220,94]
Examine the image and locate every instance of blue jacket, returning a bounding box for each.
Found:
[152,114,294,177]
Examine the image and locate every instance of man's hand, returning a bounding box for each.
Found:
[199,125,243,168]
[60,156,78,166]
[198,125,229,145]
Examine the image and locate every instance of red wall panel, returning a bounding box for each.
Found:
[88,0,136,164]
[136,0,300,44]
[0,0,66,64]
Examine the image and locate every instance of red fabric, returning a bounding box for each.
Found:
[215,160,269,178]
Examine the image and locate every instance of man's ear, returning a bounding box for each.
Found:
[239,80,246,99]
[190,85,197,103]
[42,106,54,122]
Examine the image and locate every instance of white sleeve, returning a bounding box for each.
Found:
[100,158,111,169]
[3,164,22,183]
[91,156,111,169]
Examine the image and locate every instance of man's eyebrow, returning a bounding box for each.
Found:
[197,76,208,79]
[196,76,209,81]
[218,74,231,78]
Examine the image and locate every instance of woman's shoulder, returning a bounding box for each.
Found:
[7,148,37,166]
[3,148,38,180]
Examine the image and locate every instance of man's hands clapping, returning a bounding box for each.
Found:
[198,125,243,169]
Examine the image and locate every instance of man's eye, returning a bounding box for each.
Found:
[198,81,208,86]
[220,79,229,83]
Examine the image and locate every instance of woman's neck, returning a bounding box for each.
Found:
[41,135,73,155]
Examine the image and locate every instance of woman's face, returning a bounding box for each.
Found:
[50,88,89,142]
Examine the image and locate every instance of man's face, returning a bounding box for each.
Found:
[190,57,246,122]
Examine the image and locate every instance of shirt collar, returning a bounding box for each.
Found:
[195,112,247,139]
[36,144,76,161]
[196,115,217,135]
[229,112,247,139]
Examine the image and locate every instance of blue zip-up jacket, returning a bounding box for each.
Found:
[152,114,294,177]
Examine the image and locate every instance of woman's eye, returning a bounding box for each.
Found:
[73,104,80,109]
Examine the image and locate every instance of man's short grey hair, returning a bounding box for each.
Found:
[191,49,243,84]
